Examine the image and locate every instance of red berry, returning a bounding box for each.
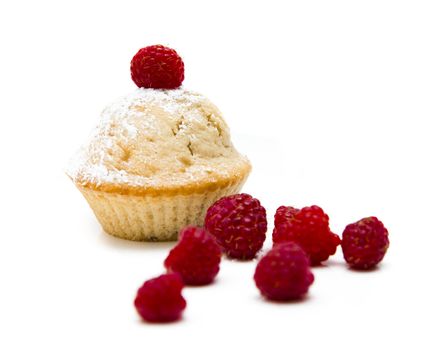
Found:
[341,217,389,270]
[130,45,184,89]
[254,242,314,301]
[272,205,340,265]
[164,226,222,285]
[204,194,267,260]
[134,273,186,323]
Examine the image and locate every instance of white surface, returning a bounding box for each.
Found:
[0,1,430,349]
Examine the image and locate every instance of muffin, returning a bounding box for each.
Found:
[67,87,251,241]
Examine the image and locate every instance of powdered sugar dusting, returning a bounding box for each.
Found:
[66,87,242,188]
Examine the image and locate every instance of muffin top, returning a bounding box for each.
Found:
[67,88,251,195]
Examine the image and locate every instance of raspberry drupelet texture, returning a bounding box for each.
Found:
[204,194,267,260]
[130,45,184,89]
[134,273,186,323]
[254,242,314,301]
[342,216,389,270]
[272,205,340,265]
[164,226,222,285]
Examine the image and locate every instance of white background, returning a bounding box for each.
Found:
[1,0,430,349]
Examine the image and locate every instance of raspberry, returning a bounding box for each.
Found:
[272,205,340,265]
[204,194,267,260]
[130,45,184,89]
[134,273,186,323]
[341,217,389,270]
[164,226,222,285]
[254,242,314,301]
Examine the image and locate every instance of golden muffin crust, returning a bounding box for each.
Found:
[67,88,251,196]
